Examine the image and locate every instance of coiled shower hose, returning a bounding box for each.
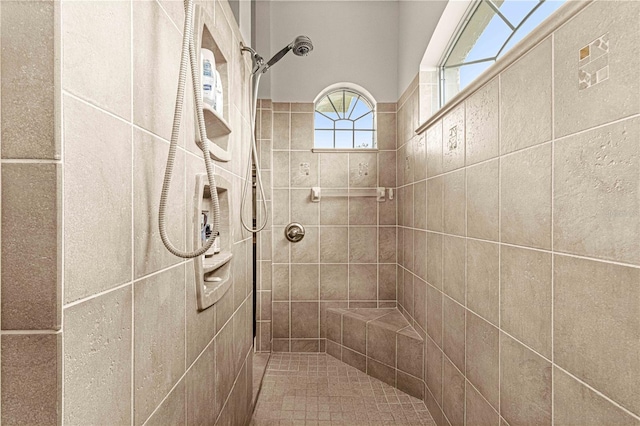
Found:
[159,0,220,258]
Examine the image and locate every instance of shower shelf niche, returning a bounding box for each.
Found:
[194,172,233,311]
[194,5,232,163]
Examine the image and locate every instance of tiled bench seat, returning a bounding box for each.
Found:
[325,308,424,399]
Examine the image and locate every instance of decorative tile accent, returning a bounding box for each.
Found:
[578,33,610,90]
[358,162,369,177]
[299,162,310,176]
[448,125,458,151]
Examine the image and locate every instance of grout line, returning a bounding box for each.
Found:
[0,330,63,335]
[129,2,135,420]
[550,32,556,426]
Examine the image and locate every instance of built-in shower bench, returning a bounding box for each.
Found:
[326,308,424,399]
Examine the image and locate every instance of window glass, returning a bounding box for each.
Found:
[314,89,376,149]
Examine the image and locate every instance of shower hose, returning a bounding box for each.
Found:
[158,0,220,258]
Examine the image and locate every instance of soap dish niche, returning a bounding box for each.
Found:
[194,173,233,310]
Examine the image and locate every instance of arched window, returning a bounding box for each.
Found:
[314,87,376,149]
[440,0,565,104]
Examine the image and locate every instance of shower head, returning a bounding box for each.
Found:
[264,35,314,72]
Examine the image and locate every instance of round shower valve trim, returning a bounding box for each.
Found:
[285,223,305,243]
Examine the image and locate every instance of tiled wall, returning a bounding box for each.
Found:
[401,1,640,425]
[257,101,399,353]
[1,0,255,424]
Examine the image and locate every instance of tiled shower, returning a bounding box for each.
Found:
[1,0,638,425]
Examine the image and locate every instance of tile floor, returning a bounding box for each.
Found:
[250,353,435,425]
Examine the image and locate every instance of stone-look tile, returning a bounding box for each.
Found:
[273,102,290,112]
[147,379,185,426]
[554,255,640,414]
[466,159,499,241]
[349,197,377,225]
[320,264,348,300]
[291,112,313,149]
[426,285,443,346]
[426,232,443,290]
[62,0,131,119]
[397,329,423,378]
[414,134,427,182]
[134,265,185,425]
[367,358,396,388]
[466,312,499,410]
[349,152,378,187]
[443,235,465,304]
[291,103,313,113]
[2,163,60,329]
[64,286,132,425]
[272,301,290,339]
[554,118,639,265]
[402,138,416,185]
[443,296,465,373]
[501,246,552,358]
[259,291,272,322]
[320,227,348,263]
[380,197,396,225]
[272,264,289,301]
[319,153,348,188]
[466,240,499,326]
[215,321,234,413]
[414,181,427,230]
[290,188,318,225]
[186,339,216,425]
[427,121,443,178]
[63,96,132,303]
[1,0,57,159]
[554,1,640,138]
[442,105,465,172]
[273,112,290,149]
[442,358,465,426]
[1,334,59,425]
[554,367,640,426]
[402,271,414,318]
[443,169,466,236]
[466,380,499,426]
[500,334,552,426]
[397,371,424,400]
[291,302,319,338]
[272,189,289,226]
[426,337,443,405]
[272,226,290,263]
[272,151,290,188]
[133,127,184,279]
[342,315,366,354]
[427,176,443,231]
[290,264,319,300]
[414,277,427,330]
[500,38,552,154]
[466,78,499,165]
[501,143,552,250]
[291,339,320,353]
[348,227,377,263]
[349,264,377,301]
[379,150,397,188]
[133,0,182,140]
[320,198,348,225]
[291,151,318,187]
[379,227,397,264]
[291,226,318,263]
[326,309,342,343]
[367,322,397,367]
[259,138,272,170]
[413,230,427,281]
[379,265,397,301]
[185,266,216,366]
[377,112,397,150]
[260,109,273,139]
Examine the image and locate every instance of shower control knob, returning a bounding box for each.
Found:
[285,223,305,243]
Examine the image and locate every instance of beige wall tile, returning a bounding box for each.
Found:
[413,230,427,281]
[291,151,318,187]
[319,153,348,188]
[367,358,396,388]
[426,232,443,290]
[427,176,444,231]
[426,285,443,346]
[290,264,319,300]
[379,265,397,301]
[442,105,465,172]
[443,296,465,374]
[273,112,290,149]
[554,1,640,138]
[185,267,216,366]
[214,321,234,413]
[466,312,499,409]
[414,277,427,330]
[397,329,423,378]
[64,286,132,425]
[500,334,552,426]
[64,96,132,302]
[62,0,131,119]
[501,246,552,358]
[349,197,377,225]
[348,227,377,263]
[291,302,319,338]
[349,264,377,300]
[320,198,348,225]
[291,226,319,263]
[466,159,499,241]
[554,255,640,414]
[443,173,466,239]
[554,367,640,426]
[443,358,465,426]
[414,180,427,230]
[2,163,60,329]
[272,226,290,263]
[377,112,397,150]
[414,135,427,182]
[427,122,443,177]
[320,227,348,263]
[272,302,290,338]
[501,143,552,250]
[402,184,415,228]
[443,235,465,304]
[426,337,443,405]
[367,322,396,366]
[500,38,552,154]
[186,342,216,425]
[465,78,499,166]
[343,315,366,354]
[379,227,397,264]
[348,152,378,188]
[147,379,186,426]
[466,240,499,326]
[1,0,57,159]
[379,150,397,188]
[466,381,499,426]
[291,113,313,149]
[290,188,319,225]
[291,103,313,113]
[320,264,348,300]
[272,189,290,225]
[260,109,273,139]
[272,151,290,188]
[397,371,424,400]
[554,118,639,265]
[1,334,60,425]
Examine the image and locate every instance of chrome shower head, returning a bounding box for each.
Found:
[291,35,313,57]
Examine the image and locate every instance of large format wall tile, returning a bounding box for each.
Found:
[64,96,131,303]
[466,312,499,410]
[554,118,639,265]
[465,78,499,166]
[466,239,499,326]
[466,159,499,241]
